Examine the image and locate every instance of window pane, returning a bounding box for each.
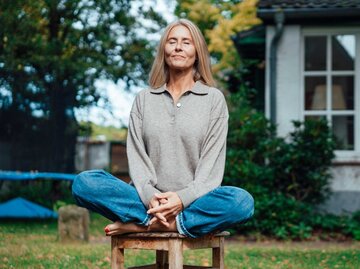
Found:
[332,35,355,70]
[305,36,327,71]
[332,115,354,150]
[332,76,354,110]
[305,76,326,110]
[305,115,326,122]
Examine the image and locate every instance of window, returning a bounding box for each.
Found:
[302,31,358,155]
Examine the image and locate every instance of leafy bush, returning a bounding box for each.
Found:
[224,91,336,239]
[0,180,75,209]
[269,120,335,204]
[345,211,360,240]
[310,211,360,240]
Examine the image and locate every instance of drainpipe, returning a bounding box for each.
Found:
[269,9,285,125]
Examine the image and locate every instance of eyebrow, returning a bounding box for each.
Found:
[167,37,192,41]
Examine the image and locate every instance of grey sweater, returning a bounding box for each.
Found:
[126,80,229,208]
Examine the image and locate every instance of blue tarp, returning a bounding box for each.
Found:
[0,171,76,181]
[0,197,58,218]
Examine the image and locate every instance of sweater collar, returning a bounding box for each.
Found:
[150,80,209,95]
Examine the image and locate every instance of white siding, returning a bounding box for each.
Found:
[331,165,360,191]
[265,25,302,137]
[265,25,360,214]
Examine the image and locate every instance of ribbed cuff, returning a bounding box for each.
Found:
[176,187,197,208]
[142,184,160,208]
[175,212,197,238]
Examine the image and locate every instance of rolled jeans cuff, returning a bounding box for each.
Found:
[176,212,196,238]
[138,213,151,226]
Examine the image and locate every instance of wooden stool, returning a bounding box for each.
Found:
[111,231,229,269]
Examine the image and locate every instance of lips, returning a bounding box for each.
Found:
[172,55,185,59]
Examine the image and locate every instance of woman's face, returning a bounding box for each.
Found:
[164,25,196,72]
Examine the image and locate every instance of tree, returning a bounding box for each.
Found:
[0,0,166,172]
[176,0,261,80]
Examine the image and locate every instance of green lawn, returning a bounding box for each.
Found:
[0,214,359,269]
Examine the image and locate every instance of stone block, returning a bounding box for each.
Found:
[58,205,89,242]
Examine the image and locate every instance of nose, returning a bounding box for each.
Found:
[175,42,182,51]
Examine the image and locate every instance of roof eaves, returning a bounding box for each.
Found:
[258,7,360,24]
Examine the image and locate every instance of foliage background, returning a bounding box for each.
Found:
[1,0,360,240]
[0,0,166,172]
[173,0,360,240]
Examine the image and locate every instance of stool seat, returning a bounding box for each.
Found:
[111,231,229,269]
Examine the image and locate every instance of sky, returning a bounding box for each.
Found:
[74,0,176,128]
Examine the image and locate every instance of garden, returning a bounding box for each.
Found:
[1,1,360,268]
[1,214,359,269]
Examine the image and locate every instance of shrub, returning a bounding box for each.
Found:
[269,120,335,204]
[310,211,360,241]
[346,211,360,240]
[0,180,75,209]
[224,91,336,239]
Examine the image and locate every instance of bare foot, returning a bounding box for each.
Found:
[104,221,125,236]
[149,217,177,232]
[104,221,148,236]
[104,218,178,236]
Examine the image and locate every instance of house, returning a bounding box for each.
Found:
[234,0,360,214]
[75,138,130,182]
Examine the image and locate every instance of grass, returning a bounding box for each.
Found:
[1,213,359,269]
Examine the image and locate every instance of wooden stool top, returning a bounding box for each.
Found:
[111,231,229,268]
[114,231,230,239]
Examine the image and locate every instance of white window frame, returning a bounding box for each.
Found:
[301,27,360,162]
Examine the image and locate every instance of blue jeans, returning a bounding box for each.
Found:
[72,169,254,238]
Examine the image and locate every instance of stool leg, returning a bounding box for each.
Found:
[212,237,225,269]
[156,250,168,269]
[168,239,183,269]
[111,236,125,269]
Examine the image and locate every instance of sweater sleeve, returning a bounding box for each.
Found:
[127,93,159,208]
[176,91,229,208]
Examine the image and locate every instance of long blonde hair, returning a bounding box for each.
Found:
[148,19,216,88]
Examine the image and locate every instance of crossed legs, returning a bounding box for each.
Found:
[72,169,254,238]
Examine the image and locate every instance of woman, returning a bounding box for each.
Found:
[72,19,254,238]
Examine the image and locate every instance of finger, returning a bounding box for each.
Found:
[155,212,167,222]
[162,210,178,219]
[159,220,170,227]
[147,207,162,215]
[159,198,168,204]
[158,217,170,227]
[149,214,165,223]
[149,216,169,227]
[148,203,174,214]
[150,209,167,222]
[150,217,161,225]
[149,217,158,225]
[148,199,160,209]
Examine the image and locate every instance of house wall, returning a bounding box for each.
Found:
[265,25,360,214]
[265,25,302,137]
[74,140,130,182]
[75,141,110,172]
[318,165,360,214]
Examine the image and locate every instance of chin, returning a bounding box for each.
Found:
[170,65,192,71]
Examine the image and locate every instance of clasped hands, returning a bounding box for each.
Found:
[147,192,183,227]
